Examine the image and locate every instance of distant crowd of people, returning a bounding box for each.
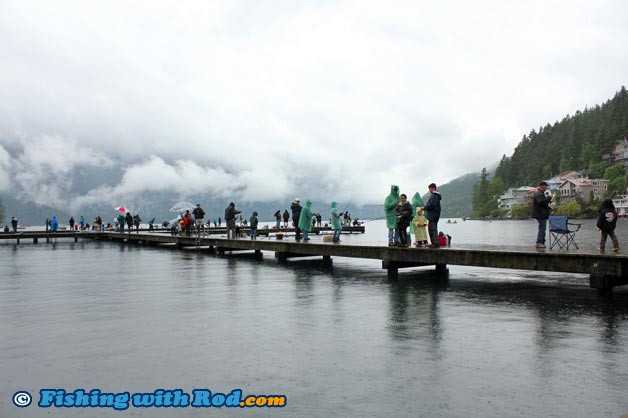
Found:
[13,179,622,253]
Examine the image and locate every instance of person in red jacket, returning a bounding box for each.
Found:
[183,210,193,237]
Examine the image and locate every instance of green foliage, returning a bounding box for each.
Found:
[509,205,531,219]
[488,176,506,198]
[472,171,507,218]
[438,172,482,218]
[582,199,601,218]
[472,168,490,215]
[608,176,627,195]
[495,86,628,188]
[604,164,625,180]
[589,161,607,178]
[555,201,582,217]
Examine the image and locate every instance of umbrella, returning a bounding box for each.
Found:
[115,206,128,212]
[169,202,196,213]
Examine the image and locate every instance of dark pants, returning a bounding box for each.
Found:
[227,220,236,239]
[428,221,439,246]
[397,225,409,246]
[293,217,301,240]
[600,230,619,250]
[536,218,547,244]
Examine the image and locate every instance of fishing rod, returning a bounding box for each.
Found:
[364,215,387,223]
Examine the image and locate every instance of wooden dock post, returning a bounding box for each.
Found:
[276,252,288,262]
[435,264,449,276]
[6,231,628,293]
[387,265,398,279]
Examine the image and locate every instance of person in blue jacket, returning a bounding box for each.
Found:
[50,216,59,232]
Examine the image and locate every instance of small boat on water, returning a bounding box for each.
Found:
[17,224,26,230]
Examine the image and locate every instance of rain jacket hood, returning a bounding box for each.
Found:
[600,198,615,211]
[411,192,425,209]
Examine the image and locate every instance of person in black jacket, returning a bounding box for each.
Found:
[423,183,442,248]
[224,202,241,239]
[291,198,302,240]
[193,204,206,235]
[597,198,619,252]
[395,194,413,248]
[531,181,552,248]
[283,209,290,228]
[125,212,133,234]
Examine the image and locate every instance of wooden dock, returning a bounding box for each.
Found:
[2,230,627,293]
[141,225,365,235]
[0,231,97,243]
[93,232,627,293]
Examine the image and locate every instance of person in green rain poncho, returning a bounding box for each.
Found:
[330,201,342,243]
[249,211,259,240]
[409,192,425,240]
[384,185,400,246]
[297,199,315,241]
[117,213,126,233]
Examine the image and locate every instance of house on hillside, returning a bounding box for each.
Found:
[602,138,628,168]
[498,186,535,214]
[556,178,609,205]
[613,196,628,217]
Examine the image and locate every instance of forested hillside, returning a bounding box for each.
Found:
[438,172,481,218]
[495,87,628,187]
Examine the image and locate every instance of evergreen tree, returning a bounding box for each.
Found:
[495,86,628,188]
[472,168,490,217]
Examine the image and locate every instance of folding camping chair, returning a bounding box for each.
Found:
[548,215,582,250]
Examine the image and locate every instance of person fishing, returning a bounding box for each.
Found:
[384,185,400,246]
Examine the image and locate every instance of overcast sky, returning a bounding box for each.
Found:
[1,0,627,209]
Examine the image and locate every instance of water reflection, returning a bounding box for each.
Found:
[388,274,445,349]
[2,239,628,417]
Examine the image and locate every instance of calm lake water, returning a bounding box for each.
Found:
[1,219,628,418]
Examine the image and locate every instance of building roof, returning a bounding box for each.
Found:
[559,178,591,187]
